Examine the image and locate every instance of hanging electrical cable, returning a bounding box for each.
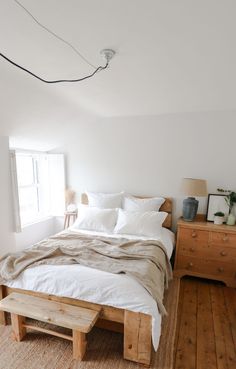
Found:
[13,0,96,69]
[0,1,116,83]
[0,51,114,84]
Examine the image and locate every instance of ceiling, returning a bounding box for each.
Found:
[0,0,236,118]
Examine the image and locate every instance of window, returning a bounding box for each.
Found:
[12,151,65,229]
[17,154,39,224]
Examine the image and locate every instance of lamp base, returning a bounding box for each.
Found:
[182,197,199,221]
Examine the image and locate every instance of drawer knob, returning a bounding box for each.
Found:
[190,247,195,252]
[218,267,224,273]
[192,231,197,238]
[188,262,193,268]
[220,251,227,256]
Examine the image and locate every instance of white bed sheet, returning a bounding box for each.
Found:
[5,227,175,351]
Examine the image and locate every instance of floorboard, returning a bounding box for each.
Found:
[174,277,236,369]
[175,279,197,369]
[210,285,228,369]
[197,283,217,369]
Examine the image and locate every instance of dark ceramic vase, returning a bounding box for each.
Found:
[182,197,199,221]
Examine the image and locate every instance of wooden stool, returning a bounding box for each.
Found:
[64,211,77,229]
[0,293,100,361]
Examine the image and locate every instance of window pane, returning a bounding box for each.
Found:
[16,156,35,186]
[19,187,39,224]
[15,152,65,226]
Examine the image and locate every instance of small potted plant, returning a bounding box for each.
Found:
[214,211,225,225]
[217,188,236,225]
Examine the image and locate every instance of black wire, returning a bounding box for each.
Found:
[0,52,108,83]
[13,0,96,69]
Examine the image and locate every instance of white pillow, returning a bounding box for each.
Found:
[123,195,165,212]
[87,191,123,209]
[114,209,168,238]
[72,206,118,233]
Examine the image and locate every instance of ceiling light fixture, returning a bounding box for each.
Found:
[0,0,116,84]
[100,49,116,62]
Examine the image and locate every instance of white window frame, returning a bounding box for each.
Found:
[11,150,65,232]
[18,154,41,222]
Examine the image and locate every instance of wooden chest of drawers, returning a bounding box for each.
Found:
[174,217,236,287]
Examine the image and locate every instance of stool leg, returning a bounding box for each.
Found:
[72,331,87,360]
[67,215,70,228]
[11,314,26,342]
[64,215,68,229]
[0,310,7,326]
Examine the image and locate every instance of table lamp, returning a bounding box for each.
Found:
[181,178,207,221]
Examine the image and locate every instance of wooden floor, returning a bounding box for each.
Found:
[174,277,236,369]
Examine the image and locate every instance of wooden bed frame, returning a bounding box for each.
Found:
[0,194,173,366]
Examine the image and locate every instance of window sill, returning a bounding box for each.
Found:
[22,216,54,229]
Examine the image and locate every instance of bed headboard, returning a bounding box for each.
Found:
[81,193,172,230]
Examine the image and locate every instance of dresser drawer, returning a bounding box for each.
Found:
[178,227,209,248]
[176,255,236,278]
[210,231,236,247]
[178,243,236,262]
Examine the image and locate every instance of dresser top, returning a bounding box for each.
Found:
[178,216,236,233]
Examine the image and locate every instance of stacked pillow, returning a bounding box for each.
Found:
[123,194,165,212]
[72,191,167,238]
[113,209,167,238]
[87,191,123,209]
[73,205,118,233]
[73,192,123,233]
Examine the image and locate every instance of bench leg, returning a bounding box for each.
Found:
[0,285,7,326]
[11,314,26,342]
[72,331,87,360]
[124,310,152,366]
[0,311,7,326]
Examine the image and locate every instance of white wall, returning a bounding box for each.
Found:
[3,110,236,245]
[14,218,56,251]
[0,137,16,255]
[63,111,236,228]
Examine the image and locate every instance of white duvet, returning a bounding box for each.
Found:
[5,227,175,351]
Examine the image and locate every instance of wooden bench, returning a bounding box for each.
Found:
[0,292,100,360]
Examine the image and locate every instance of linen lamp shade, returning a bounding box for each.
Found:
[181,178,207,197]
[181,178,207,221]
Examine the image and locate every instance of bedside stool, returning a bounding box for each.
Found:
[64,211,77,229]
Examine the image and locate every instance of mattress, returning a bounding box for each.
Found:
[4,227,175,350]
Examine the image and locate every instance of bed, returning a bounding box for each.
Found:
[0,194,174,366]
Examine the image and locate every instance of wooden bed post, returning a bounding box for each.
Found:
[124,310,152,366]
[0,285,7,325]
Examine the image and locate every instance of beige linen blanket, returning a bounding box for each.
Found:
[0,231,172,314]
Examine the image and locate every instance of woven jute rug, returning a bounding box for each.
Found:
[0,278,180,369]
